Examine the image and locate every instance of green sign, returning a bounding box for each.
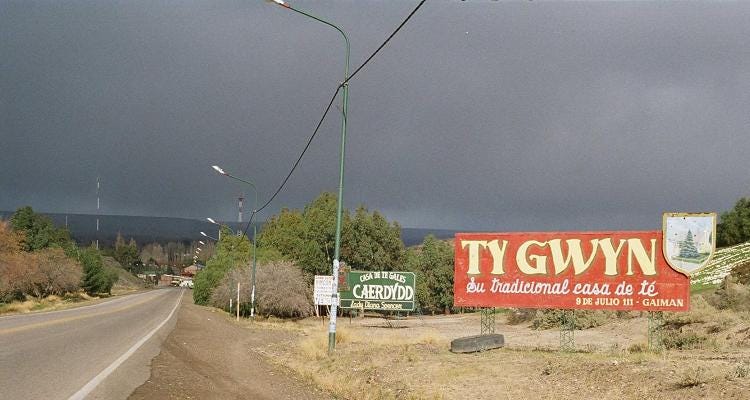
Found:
[339,271,416,311]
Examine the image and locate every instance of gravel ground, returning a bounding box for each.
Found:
[128,295,331,400]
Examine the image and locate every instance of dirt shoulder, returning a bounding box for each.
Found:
[127,301,750,400]
[128,295,329,400]
[261,312,750,400]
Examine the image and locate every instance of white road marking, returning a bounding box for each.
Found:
[67,289,184,400]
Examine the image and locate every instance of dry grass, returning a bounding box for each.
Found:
[250,312,750,400]
[0,291,97,315]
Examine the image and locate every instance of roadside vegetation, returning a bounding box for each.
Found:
[0,206,127,313]
[193,192,750,322]
[194,192,456,317]
[253,255,750,400]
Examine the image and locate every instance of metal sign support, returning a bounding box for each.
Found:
[480,308,496,335]
[648,311,664,351]
[560,309,575,352]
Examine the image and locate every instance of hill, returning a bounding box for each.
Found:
[691,241,750,288]
[0,211,455,247]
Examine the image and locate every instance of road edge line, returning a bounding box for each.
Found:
[67,289,185,400]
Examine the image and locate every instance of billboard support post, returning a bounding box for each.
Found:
[480,308,496,335]
[648,311,664,352]
[560,310,575,352]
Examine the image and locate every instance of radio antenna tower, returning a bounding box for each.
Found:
[96,177,100,250]
[237,194,244,236]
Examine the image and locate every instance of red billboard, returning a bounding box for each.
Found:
[454,232,689,311]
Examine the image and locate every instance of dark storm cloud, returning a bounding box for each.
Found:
[2,0,749,231]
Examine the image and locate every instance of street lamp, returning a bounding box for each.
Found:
[200,231,218,241]
[199,240,205,245]
[271,0,350,355]
[206,217,223,240]
[212,164,259,318]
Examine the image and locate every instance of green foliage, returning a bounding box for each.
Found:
[258,192,404,277]
[79,246,117,295]
[10,206,73,252]
[193,228,251,305]
[530,309,614,330]
[404,235,454,314]
[718,197,750,247]
[662,330,709,350]
[113,234,139,272]
[342,207,404,272]
[506,308,536,325]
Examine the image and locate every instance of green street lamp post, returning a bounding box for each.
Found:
[212,165,259,318]
[271,0,350,355]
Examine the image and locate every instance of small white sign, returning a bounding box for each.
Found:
[313,275,335,306]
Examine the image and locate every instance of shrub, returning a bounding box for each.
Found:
[0,252,28,302]
[531,309,614,330]
[193,228,250,305]
[628,342,648,353]
[210,260,313,318]
[733,260,750,285]
[707,275,750,312]
[255,261,313,318]
[33,248,82,297]
[506,308,536,325]
[726,362,750,380]
[662,330,710,350]
[677,366,709,388]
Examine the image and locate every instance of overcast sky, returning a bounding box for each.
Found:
[2,0,749,231]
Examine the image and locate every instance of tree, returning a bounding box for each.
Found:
[9,206,72,252]
[114,234,139,272]
[342,207,403,272]
[80,246,117,295]
[258,192,404,278]
[0,220,23,255]
[405,235,454,314]
[717,197,750,247]
[0,222,27,301]
[193,227,251,305]
[140,243,167,266]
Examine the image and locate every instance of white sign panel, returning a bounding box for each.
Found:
[313,275,335,306]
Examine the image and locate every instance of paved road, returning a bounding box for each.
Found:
[0,288,184,400]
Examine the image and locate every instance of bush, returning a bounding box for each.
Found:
[677,366,709,387]
[662,330,710,350]
[33,248,82,297]
[733,260,750,285]
[0,252,28,302]
[506,308,536,325]
[193,228,250,305]
[531,309,614,330]
[708,275,750,312]
[255,260,313,318]
[210,260,313,318]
